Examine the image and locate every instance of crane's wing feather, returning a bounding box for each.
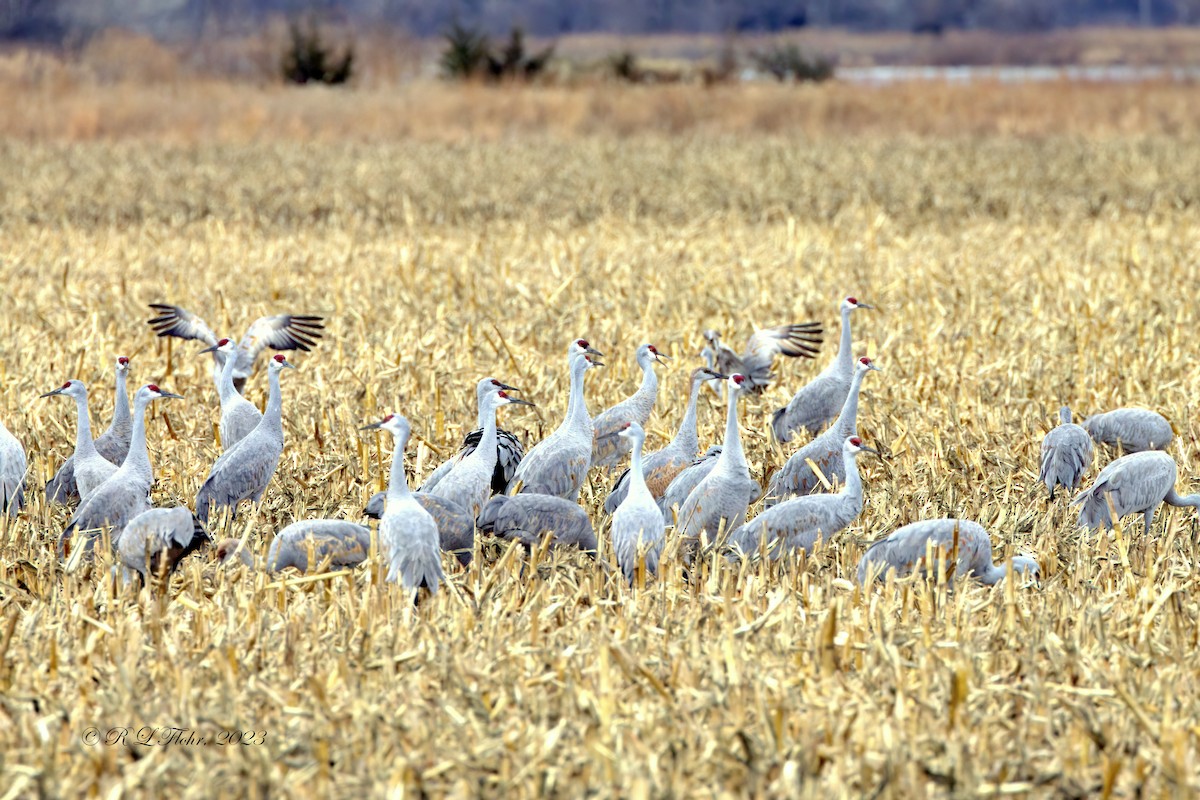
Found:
[237,314,325,364]
[147,304,219,347]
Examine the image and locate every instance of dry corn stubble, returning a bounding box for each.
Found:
[1,88,1200,798]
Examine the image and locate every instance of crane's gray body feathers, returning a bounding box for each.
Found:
[267,520,372,572]
[364,491,475,567]
[857,519,1040,586]
[117,506,210,583]
[1070,450,1200,533]
[1081,408,1173,453]
[478,494,597,554]
[1039,407,1093,499]
[0,420,26,517]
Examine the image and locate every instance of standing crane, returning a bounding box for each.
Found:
[591,343,669,469]
[363,492,477,567]
[58,384,184,557]
[772,296,873,443]
[0,416,25,517]
[147,303,323,393]
[198,338,263,449]
[47,356,131,504]
[700,321,822,395]
[1081,408,1173,453]
[1039,406,1093,499]
[676,374,759,564]
[361,413,445,595]
[857,519,1041,586]
[419,377,526,495]
[729,436,876,561]
[510,339,603,501]
[608,422,665,584]
[40,381,119,501]
[267,520,372,573]
[195,354,294,524]
[659,445,725,517]
[603,367,723,513]
[478,494,597,555]
[765,357,881,505]
[426,388,533,517]
[116,506,210,588]
[1071,450,1200,534]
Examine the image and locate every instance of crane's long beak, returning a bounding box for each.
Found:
[867,363,883,372]
[702,368,728,380]
[198,344,220,354]
[588,357,605,367]
[158,390,185,400]
[281,362,297,370]
[504,397,536,408]
[360,421,384,431]
[40,388,66,398]
[858,302,876,310]
[653,352,671,364]
[497,381,519,392]
[859,445,881,457]
[585,345,603,357]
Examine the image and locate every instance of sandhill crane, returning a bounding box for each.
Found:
[676,374,760,563]
[58,384,184,557]
[267,521,371,573]
[591,343,669,469]
[603,367,723,514]
[420,377,525,495]
[215,538,253,566]
[1071,450,1200,534]
[857,519,1041,586]
[1081,408,1173,453]
[198,338,262,449]
[1039,406,1093,499]
[427,389,533,517]
[40,381,119,500]
[730,436,876,561]
[510,340,603,501]
[772,297,872,443]
[195,354,294,524]
[147,303,323,393]
[47,356,131,504]
[0,417,25,517]
[116,506,210,587]
[701,321,822,395]
[658,445,724,517]
[361,413,445,595]
[765,357,880,505]
[608,422,665,583]
[478,494,597,554]
[363,492,475,567]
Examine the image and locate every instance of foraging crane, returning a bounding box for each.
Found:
[1039,406,1093,500]
[58,384,184,556]
[857,519,1041,586]
[267,520,371,573]
[47,356,131,504]
[1081,408,1173,453]
[365,492,476,567]
[195,354,294,524]
[116,506,210,587]
[198,338,263,449]
[0,417,25,517]
[478,494,597,554]
[510,339,603,501]
[427,389,534,517]
[215,538,253,566]
[603,367,723,513]
[147,303,323,393]
[676,374,759,563]
[40,381,119,500]
[419,377,526,495]
[765,356,881,505]
[772,297,873,443]
[608,422,665,583]
[700,321,822,395]
[591,343,669,469]
[658,445,724,517]
[361,413,445,594]
[729,436,876,561]
[1070,450,1200,534]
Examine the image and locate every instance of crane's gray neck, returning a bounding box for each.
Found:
[1165,489,1200,510]
[718,389,745,469]
[627,435,650,500]
[842,451,865,509]
[566,356,591,430]
[836,307,854,376]
[474,384,491,429]
[977,562,1006,585]
[218,351,240,403]
[835,368,868,438]
[632,360,658,407]
[1059,406,1073,425]
[123,395,154,482]
[263,367,284,439]
[475,404,499,466]
[671,377,703,455]
[386,432,413,503]
[72,392,100,460]
[113,370,130,428]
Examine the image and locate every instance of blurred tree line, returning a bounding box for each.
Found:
[3,0,1199,42]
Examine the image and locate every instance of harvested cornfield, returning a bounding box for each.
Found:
[1,85,1199,798]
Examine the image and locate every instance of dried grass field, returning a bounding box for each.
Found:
[2,82,1200,798]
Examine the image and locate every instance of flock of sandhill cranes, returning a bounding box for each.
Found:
[0,296,1195,597]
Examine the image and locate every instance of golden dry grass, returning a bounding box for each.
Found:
[3,84,1200,797]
